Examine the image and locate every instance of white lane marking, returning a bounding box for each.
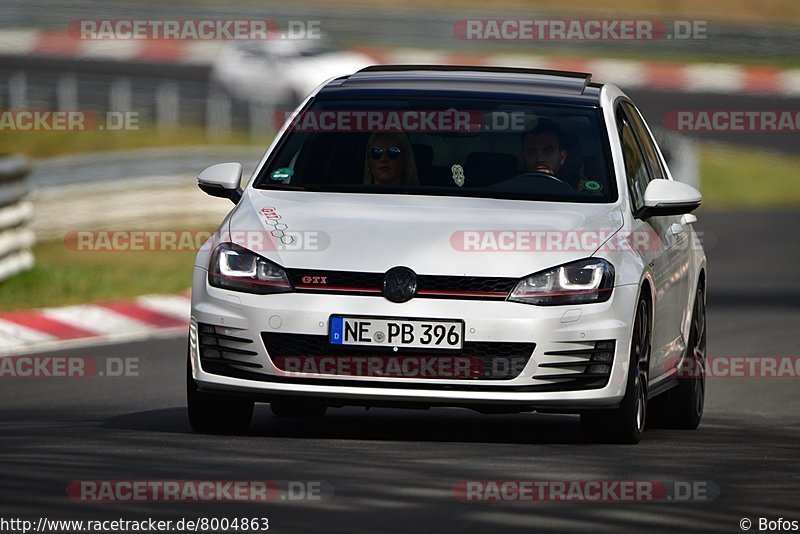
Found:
[41,305,154,335]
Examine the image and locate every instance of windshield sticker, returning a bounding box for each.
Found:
[583,180,603,192]
[451,164,465,187]
[270,167,294,182]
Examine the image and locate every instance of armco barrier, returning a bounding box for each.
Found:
[0,155,35,281]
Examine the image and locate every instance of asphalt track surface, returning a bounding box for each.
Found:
[1,210,799,533]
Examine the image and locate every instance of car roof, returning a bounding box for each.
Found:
[318,65,604,105]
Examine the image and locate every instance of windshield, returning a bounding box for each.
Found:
[255,97,616,203]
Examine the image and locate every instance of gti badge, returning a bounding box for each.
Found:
[301,276,328,285]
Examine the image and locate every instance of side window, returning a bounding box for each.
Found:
[616,104,652,212]
[623,102,666,181]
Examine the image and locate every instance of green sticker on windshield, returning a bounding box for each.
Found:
[270,167,293,182]
[584,180,602,192]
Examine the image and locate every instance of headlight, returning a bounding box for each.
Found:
[508,258,614,305]
[208,243,292,295]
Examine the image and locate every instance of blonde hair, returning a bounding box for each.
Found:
[363,131,419,186]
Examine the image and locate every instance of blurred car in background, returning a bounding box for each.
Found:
[211,36,373,108]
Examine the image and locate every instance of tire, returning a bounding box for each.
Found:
[270,398,327,418]
[186,353,254,434]
[652,282,706,429]
[581,295,650,444]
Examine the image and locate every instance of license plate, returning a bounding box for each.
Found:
[329,316,464,349]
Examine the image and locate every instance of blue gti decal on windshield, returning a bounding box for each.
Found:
[329,317,344,344]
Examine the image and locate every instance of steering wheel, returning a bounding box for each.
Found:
[512,171,567,186]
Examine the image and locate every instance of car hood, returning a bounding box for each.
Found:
[228,189,624,278]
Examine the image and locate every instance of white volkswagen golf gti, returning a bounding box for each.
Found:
[188,65,707,443]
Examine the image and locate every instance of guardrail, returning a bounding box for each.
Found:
[0,155,35,282]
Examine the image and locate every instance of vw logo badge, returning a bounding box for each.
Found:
[382,266,417,303]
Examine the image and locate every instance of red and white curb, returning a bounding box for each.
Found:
[1,29,798,97]
[0,294,190,356]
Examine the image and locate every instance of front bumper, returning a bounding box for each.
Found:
[190,267,639,410]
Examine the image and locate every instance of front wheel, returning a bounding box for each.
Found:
[652,282,706,429]
[581,295,650,444]
[186,352,254,434]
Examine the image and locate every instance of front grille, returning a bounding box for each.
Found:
[261,332,534,380]
[287,270,384,294]
[286,268,516,300]
[416,275,517,298]
[198,323,262,369]
[199,330,616,393]
[534,340,616,389]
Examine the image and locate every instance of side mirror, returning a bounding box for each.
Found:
[197,162,243,204]
[636,179,702,219]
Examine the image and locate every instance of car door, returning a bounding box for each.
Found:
[616,102,688,381]
[624,102,692,375]
[624,101,693,353]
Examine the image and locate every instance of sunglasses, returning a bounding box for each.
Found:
[369,146,402,160]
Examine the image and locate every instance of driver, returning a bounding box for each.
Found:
[521,118,567,177]
[520,119,601,195]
